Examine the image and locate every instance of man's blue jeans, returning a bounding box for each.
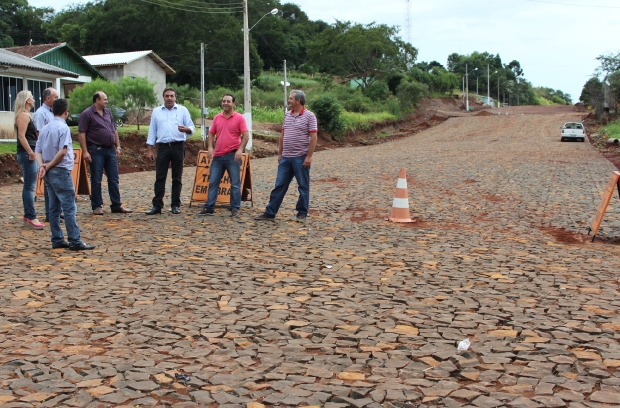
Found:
[87,146,122,210]
[44,168,81,246]
[204,151,241,212]
[16,151,38,220]
[265,155,310,217]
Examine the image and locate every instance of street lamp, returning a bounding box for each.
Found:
[465,63,477,111]
[497,74,500,108]
[488,66,497,107]
[243,4,278,151]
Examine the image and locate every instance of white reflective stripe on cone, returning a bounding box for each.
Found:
[396,178,407,189]
[392,198,409,208]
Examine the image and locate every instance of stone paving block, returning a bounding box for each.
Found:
[1,113,620,406]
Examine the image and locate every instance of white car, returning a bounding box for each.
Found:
[560,122,586,142]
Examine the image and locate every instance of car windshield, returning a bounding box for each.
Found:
[564,123,583,129]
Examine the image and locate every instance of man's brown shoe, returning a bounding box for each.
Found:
[93,207,104,215]
[111,206,133,214]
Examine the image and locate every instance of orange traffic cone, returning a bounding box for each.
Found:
[389,168,412,223]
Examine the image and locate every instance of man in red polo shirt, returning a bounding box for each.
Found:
[197,94,249,217]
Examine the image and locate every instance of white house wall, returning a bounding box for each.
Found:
[125,56,166,106]
[95,66,124,83]
[0,68,60,140]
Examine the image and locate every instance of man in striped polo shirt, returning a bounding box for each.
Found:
[255,90,318,221]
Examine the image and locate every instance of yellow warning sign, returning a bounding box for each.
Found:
[589,171,620,241]
[35,148,91,197]
[189,150,253,207]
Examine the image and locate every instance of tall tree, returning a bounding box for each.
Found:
[595,51,620,78]
[446,51,513,98]
[1,0,53,47]
[307,21,417,90]
[117,76,157,130]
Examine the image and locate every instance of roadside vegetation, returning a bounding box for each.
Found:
[3,0,575,150]
[602,120,620,140]
[580,51,620,122]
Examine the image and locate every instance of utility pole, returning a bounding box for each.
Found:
[497,76,500,108]
[200,43,206,148]
[487,64,490,106]
[466,63,469,111]
[283,59,287,113]
[243,0,252,152]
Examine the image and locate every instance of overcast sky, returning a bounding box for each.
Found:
[296,0,619,102]
[29,0,619,102]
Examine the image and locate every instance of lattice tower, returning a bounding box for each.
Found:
[404,0,411,44]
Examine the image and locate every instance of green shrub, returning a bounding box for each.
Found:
[365,81,391,101]
[396,80,429,112]
[382,96,402,117]
[535,97,553,106]
[602,119,620,139]
[67,78,120,114]
[182,100,201,122]
[252,88,286,110]
[205,87,239,108]
[298,63,318,76]
[167,82,202,105]
[343,91,373,113]
[309,93,344,136]
[551,95,566,105]
[386,74,404,94]
[252,106,284,123]
[317,75,337,91]
[252,76,280,92]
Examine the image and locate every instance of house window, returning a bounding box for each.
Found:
[0,76,24,112]
[28,79,53,111]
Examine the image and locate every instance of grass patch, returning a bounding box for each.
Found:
[207,106,284,124]
[117,125,149,137]
[260,74,321,89]
[341,111,397,132]
[0,143,16,155]
[0,142,82,156]
[535,96,554,106]
[603,119,620,139]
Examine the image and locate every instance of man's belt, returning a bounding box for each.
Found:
[157,141,185,146]
[87,144,115,148]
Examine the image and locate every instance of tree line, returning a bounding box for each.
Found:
[580,51,620,120]
[2,0,571,107]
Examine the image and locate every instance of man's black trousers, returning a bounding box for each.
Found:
[153,143,185,208]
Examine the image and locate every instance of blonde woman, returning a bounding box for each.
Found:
[14,90,44,229]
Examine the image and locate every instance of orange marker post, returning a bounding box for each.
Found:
[388,168,412,223]
[588,171,620,241]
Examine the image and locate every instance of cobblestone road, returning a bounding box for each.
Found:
[1,112,620,407]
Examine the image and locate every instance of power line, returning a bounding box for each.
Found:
[524,0,620,8]
[135,0,242,13]
[178,0,243,5]
[155,0,243,11]
[142,0,243,11]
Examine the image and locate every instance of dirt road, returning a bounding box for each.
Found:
[1,108,619,407]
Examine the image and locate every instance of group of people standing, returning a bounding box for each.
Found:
[14,86,317,251]
[15,89,95,250]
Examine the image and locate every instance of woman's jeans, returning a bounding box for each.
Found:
[17,151,38,220]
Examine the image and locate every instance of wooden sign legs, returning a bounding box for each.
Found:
[35,148,91,198]
[588,171,620,242]
[189,151,253,208]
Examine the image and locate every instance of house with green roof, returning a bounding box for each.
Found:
[6,42,106,98]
